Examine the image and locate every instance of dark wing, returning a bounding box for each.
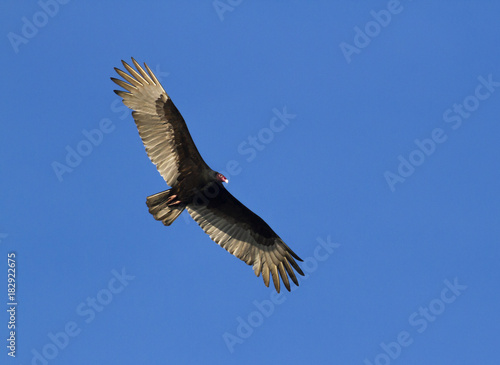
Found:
[111,58,209,186]
[187,185,304,293]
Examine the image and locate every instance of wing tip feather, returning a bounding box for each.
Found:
[113,89,131,98]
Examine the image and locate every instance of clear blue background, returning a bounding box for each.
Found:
[1,1,499,364]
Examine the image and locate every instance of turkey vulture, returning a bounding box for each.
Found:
[111,58,304,292]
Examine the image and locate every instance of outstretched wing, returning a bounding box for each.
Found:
[111,58,209,186]
[187,185,304,293]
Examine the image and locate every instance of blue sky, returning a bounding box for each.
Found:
[1,1,500,364]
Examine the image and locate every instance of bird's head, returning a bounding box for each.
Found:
[208,170,228,184]
[216,172,229,184]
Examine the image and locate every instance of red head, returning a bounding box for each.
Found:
[216,172,228,184]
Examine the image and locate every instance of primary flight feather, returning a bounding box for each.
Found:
[111,58,304,292]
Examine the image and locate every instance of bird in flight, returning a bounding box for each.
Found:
[111,58,304,292]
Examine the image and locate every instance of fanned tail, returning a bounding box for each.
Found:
[146,190,185,226]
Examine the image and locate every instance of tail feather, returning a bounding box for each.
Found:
[146,190,185,226]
